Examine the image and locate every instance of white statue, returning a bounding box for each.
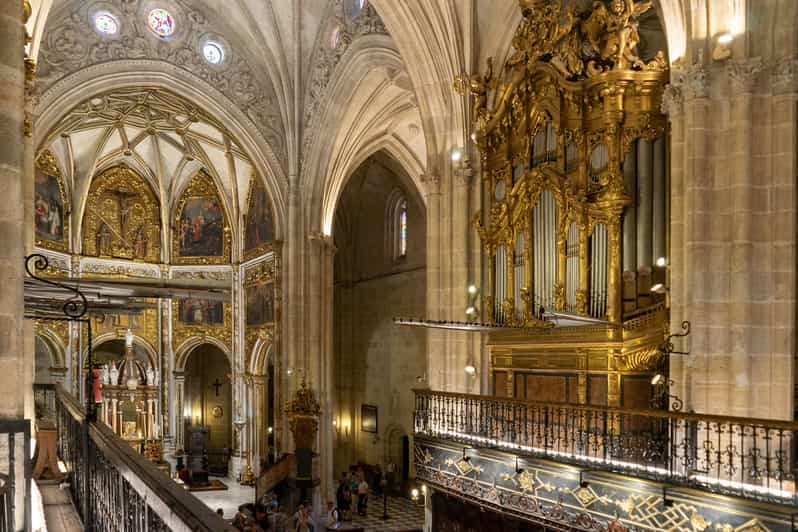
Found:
[109,362,119,386]
[153,368,160,387]
[100,364,109,385]
[146,364,155,386]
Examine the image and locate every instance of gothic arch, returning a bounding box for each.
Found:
[33,61,287,241]
[35,330,66,369]
[173,336,232,373]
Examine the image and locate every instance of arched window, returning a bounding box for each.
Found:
[386,189,408,262]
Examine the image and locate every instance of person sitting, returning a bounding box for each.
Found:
[216,508,225,518]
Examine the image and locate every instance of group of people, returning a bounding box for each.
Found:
[335,468,377,521]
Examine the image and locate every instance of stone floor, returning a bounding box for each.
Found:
[37,482,82,532]
[189,476,256,519]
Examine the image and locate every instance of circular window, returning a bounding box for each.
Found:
[202,41,224,64]
[94,12,119,36]
[147,8,175,37]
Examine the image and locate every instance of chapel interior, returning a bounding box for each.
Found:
[1,0,798,531]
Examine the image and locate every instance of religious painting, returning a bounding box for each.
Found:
[82,166,161,262]
[173,170,230,264]
[246,282,274,326]
[178,299,224,325]
[361,404,378,433]
[34,150,69,252]
[244,177,275,259]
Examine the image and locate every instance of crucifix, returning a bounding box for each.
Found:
[211,378,223,396]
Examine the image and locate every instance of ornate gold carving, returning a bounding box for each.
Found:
[82,166,161,263]
[284,378,321,450]
[35,150,70,253]
[172,169,231,265]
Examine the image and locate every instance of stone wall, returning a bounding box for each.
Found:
[332,154,426,477]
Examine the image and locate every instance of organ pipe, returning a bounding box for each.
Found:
[566,223,579,311]
[514,233,525,320]
[590,224,608,318]
[495,245,506,323]
[622,146,637,272]
[636,139,653,270]
[652,136,666,263]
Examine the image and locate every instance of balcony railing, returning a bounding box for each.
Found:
[414,389,798,506]
[55,385,233,531]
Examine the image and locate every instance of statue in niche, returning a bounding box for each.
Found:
[100,364,110,385]
[146,364,155,386]
[133,226,148,259]
[109,362,119,386]
[96,222,112,256]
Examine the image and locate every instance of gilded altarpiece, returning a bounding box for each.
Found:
[173,170,231,265]
[82,166,161,263]
[35,150,69,253]
[466,0,670,407]
[244,258,279,364]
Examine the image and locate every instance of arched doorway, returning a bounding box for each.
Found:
[184,344,233,470]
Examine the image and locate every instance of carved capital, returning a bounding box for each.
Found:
[308,232,337,255]
[660,82,684,118]
[454,161,475,187]
[421,173,442,195]
[727,57,763,94]
[771,57,798,94]
[682,64,708,100]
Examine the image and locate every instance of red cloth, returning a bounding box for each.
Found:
[92,369,102,403]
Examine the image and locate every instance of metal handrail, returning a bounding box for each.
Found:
[55,386,234,531]
[413,388,798,431]
[414,389,798,505]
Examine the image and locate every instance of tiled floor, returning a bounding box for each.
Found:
[189,476,256,519]
[338,495,424,532]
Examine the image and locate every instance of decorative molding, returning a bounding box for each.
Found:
[771,57,798,94]
[301,2,388,160]
[727,57,763,94]
[37,0,285,164]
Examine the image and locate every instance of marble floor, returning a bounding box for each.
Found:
[189,476,256,519]
[337,495,424,532]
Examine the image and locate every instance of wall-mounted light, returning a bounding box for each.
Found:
[655,257,667,268]
[464,364,476,377]
[411,488,419,500]
[267,426,273,434]
[465,306,477,316]
[713,33,733,61]
[651,373,664,385]
[468,285,478,295]
[650,283,666,294]
[286,368,294,376]
[451,148,463,162]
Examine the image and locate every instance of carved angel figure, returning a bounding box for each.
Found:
[582,0,653,72]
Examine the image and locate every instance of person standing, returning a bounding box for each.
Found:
[325,501,340,530]
[357,476,369,516]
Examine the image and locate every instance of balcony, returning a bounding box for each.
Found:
[33,384,232,531]
[413,389,798,531]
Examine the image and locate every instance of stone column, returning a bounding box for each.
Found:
[421,174,443,389]
[250,374,265,474]
[173,372,185,451]
[452,163,473,392]
[727,58,762,417]
[0,0,26,419]
[635,139,653,270]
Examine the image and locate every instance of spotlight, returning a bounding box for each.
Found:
[656,257,667,267]
[411,488,419,500]
[451,148,463,162]
[650,283,666,294]
[465,364,476,375]
[717,32,733,44]
[468,285,478,295]
[651,374,663,385]
[421,484,427,494]
[267,426,273,434]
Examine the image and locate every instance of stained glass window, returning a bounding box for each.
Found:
[399,200,407,256]
[202,41,224,64]
[148,8,175,37]
[94,12,119,36]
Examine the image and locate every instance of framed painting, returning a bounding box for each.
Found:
[361,404,378,433]
[173,170,230,264]
[178,299,224,325]
[246,282,274,326]
[34,150,69,252]
[244,178,275,260]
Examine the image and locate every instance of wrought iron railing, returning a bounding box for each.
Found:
[55,386,233,531]
[414,389,798,505]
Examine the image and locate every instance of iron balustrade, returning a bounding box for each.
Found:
[55,386,233,531]
[413,389,798,506]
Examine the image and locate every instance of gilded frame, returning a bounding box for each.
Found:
[172,169,231,265]
[34,149,70,253]
[243,175,277,262]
